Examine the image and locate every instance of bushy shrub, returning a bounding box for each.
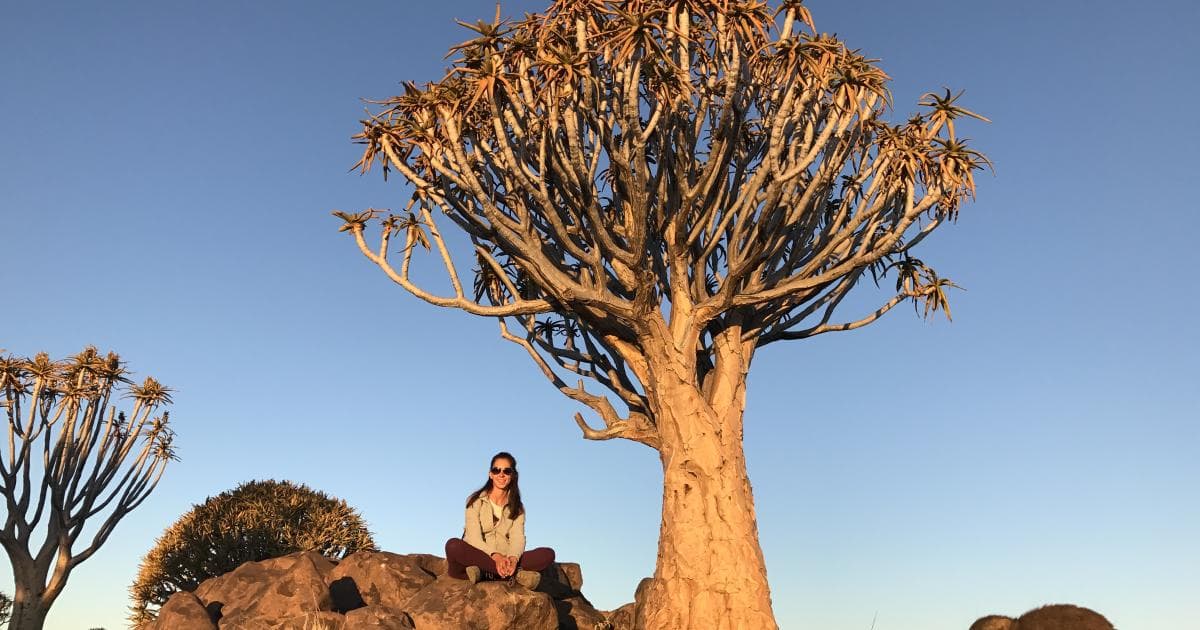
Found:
[0,591,12,625]
[128,479,376,627]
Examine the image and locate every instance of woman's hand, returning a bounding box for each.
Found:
[503,555,517,577]
[491,553,515,578]
[500,554,518,577]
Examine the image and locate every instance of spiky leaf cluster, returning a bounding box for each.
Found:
[337,0,989,447]
[128,479,376,627]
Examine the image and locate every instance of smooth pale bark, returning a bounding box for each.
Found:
[635,336,776,630]
[6,553,54,630]
[9,598,49,630]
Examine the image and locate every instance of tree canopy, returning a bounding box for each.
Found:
[336,0,988,449]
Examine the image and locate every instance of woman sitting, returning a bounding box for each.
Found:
[444,451,555,588]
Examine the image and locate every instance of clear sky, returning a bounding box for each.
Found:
[1,1,1197,628]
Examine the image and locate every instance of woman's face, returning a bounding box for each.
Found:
[489,457,515,491]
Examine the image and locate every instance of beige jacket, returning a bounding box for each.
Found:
[463,493,526,558]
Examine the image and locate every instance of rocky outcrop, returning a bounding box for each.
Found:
[602,576,652,630]
[148,550,612,630]
[327,552,437,612]
[153,591,216,630]
[604,602,636,630]
[969,604,1114,630]
[218,553,335,628]
[403,578,557,630]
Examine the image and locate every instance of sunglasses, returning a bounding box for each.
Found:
[490,467,515,476]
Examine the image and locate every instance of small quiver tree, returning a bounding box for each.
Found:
[337,1,988,627]
[128,479,376,628]
[0,347,175,630]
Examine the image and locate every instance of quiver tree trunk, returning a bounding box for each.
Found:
[644,419,775,629]
[6,552,54,630]
[637,343,776,630]
[9,592,50,630]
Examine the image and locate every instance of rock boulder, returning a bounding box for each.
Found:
[404,577,558,630]
[602,576,652,630]
[327,551,435,612]
[148,550,605,630]
[154,592,216,630]
[216,552,335,626]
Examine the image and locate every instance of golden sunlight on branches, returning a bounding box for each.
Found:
[337,0,989,449]
[337,4,988,625]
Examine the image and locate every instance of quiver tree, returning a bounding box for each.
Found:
[128,479,376,628]
[0,347,176,630]
[336,1,988,627]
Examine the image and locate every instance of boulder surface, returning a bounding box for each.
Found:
[148,550,610,630]
[154,592,216,630]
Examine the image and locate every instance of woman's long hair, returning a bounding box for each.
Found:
[465,451,524,519]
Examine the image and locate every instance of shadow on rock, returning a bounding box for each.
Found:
[146,550,614,630]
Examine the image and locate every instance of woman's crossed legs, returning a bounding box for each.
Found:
[444,537,555,580]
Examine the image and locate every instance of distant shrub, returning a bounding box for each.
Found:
[1,591,11,625]
[128,479,376,627]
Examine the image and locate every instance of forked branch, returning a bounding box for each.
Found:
[0,348,176,620]
[339,0,988,440]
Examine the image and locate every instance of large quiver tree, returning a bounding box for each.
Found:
[337,1,987,627]
[0,347,176,630]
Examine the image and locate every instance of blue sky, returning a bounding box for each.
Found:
[1,1,1197,628]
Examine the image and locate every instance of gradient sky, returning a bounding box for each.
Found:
[2,1,1197,628]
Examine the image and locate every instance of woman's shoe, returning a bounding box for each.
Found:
[465,566,482,584]
[515,569,540,590]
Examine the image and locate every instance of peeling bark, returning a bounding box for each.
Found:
[637,354,775,630]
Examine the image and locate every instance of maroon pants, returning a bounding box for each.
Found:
[445,537,556,580]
